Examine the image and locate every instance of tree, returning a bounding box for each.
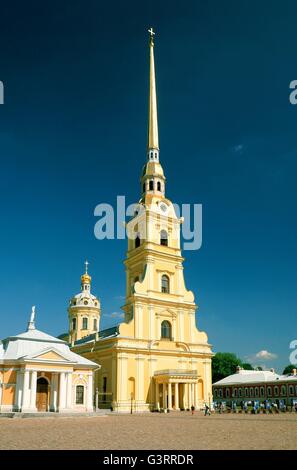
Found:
[241,363,254,370]
[283,364,297,375]
[212,352,243,383]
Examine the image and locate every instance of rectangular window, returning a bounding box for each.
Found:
[76,385,84,405]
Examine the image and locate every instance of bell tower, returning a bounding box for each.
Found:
[68,261,101,343]
[122,29,198,344]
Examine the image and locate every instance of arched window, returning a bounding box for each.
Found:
[161,320,172,339]
[250,388,254,397]
[274,386,279,397]
[245,387,249,397]
[76,385,84,404]
[161,275,170,293]
[238,388,242,398]
[281,385,287,396]
[82,317,88,330]
[157,182,161,191]
[160,230,168,246]
[289,385,294,395]
[254,387,259,397]
[219,389,222,398]
[72,318,76,331]
[260,386,265,397]
[267,386,272,397]
[233,388,237,397]
[93,318,97,331]
[149,180,154,191]
[135,234,140,248]
[226,389,230,398]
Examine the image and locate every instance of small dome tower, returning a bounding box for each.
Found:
[68,261,101,343]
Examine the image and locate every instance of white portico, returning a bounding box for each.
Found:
[0,307,99,413]
[154,370,201,411]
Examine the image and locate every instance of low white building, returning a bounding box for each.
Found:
[0,307,99,413]
[213,366,297,406]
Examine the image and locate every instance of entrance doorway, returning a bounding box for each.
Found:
[36,377,49,411]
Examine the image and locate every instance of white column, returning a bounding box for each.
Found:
[194,383,198,409]
[30,371,37,410]
[184,383,189,409]
[189,383,193,408]
[174,383,179,410]
[162,382,166,409]
[50,374,58,412]
[87,373,93,412]
[65,372,73,409]
[168,383,173,410]
[21,370,30,410]
[15,371,23,410]
[155,381,160,410]
[59,372,66,411]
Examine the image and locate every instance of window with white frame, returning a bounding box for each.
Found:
[76,385,84,405]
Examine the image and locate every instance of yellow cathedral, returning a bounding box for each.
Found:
[69,29,213,413]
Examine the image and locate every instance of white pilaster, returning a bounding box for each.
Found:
[59,372,66,411]
[66,372,73,409]
[29,371,37,410]
[135,355,145,410]
[87,373,93,412]
[148,304,155,340]
[194,382,199,409]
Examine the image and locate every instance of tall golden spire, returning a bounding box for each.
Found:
[147,28,159,161]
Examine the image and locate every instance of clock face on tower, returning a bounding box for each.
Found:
[160,203,167,213]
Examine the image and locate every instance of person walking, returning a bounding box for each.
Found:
[191,405,195,415]
[204,404,210,416]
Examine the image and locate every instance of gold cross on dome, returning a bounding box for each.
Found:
[148,27,155,37]
[85,260,89,274]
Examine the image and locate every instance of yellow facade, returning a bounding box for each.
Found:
[71,30,213,412]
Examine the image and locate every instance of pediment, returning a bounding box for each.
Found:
[158,308,177,318]
[23,347,73,363]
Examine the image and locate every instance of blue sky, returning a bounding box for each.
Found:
[0,1,296,372]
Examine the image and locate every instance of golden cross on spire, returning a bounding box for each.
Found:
[148,27,155,45]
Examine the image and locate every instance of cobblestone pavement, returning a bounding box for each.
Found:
[0,411,296,450]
